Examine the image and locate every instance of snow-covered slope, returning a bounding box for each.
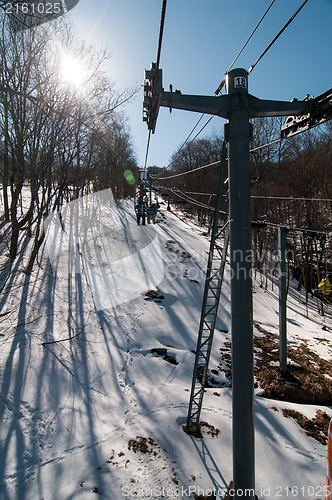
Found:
[0,198,331,499]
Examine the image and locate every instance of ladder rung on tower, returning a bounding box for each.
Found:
[186,142,229,435]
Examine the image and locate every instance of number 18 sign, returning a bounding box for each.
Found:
[234,76,247,89]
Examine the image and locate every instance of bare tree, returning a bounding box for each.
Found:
[0,14,138,280]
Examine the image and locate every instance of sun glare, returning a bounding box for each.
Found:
[59,54,87,90]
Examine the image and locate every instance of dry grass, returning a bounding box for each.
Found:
[216,322,332,443]
[282,409,331,445]
[127,436,161,456]
[253,325,332,405]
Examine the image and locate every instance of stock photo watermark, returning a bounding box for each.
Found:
[44,188,290,311]
[44,188,164,310]
[121,484,327,498]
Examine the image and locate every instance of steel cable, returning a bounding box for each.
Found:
[143,0,168,171]
[215,0,277,95]
[248,0,309,74]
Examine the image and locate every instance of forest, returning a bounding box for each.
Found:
[152,118,332,303]
[0,14,138,278]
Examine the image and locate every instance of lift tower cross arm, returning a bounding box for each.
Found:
[159,90,312,119]
[143,62,313,127]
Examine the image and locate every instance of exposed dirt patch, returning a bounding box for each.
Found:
[150,347,179,365]
[151,347,167,356]
[219,341,232,384]
[163,353,179,365]
[127,436,161,457]
[254,324,332,405]
[165,240,191,261]
[196,366,224,388]
[144,289,165,303]
[182,421,220,439]
[200,421,220,438]
[282,409,331,445]
[217,324,332,405]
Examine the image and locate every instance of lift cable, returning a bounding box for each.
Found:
[168,187,215,212]
[165,188,332,212]
[152,113,325,182]
[156,0,168,70]
[179,191,332,203]
[248,0,309,74]
[143,130,152,170]
[264,221,332,232]
[154,0,284,172]
[166,114,206,169]
[151,159,221,181]
[250,137,283,153]
[170,115,214,162]
[151,135,284,181]
[215,0,276,95]
[151,140,281,181]
[165,186,228,215]
[142,0,168,171]
[152,115,215,176]
[145,0,308,176]
[156,187,226,216]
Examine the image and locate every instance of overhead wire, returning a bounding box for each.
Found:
[215,0,277,95]
[153,135,284,181]
[143,0,168,171]
[155,0,280,174]
[248,0,309,74]
[145,0,310,182]
[166,113,205,168]
[162,186,228,214]
[158,187,332,228]
[151,159,221,181]
[170,0,309,161]
[156,0,168,70]
[153,120,315,182]
[143,130,152,170]
[250,137,283,153]
[180,192,332,203]
[163,115,215,171]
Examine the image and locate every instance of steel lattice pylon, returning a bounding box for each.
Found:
[186,142,229,435]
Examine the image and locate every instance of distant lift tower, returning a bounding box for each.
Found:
[186,142,229,435]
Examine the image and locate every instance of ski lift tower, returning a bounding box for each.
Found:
[143,63,319,498]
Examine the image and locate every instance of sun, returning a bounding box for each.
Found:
[59,54,87,90]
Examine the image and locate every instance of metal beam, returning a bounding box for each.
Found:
[226,69,255,499]
[160,91,232,118]
[186,143,229,435]
[278,227,288,376]
[159,90,312,119]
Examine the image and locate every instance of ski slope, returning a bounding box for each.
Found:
[0,197,331,499]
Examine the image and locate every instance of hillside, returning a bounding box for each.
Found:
[0,195,331,499]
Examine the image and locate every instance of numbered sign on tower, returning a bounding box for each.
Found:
[234,76,247,89]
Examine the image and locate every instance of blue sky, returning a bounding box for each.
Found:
[67,0,332,168]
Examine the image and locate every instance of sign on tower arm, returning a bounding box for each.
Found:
[281,87,332,139]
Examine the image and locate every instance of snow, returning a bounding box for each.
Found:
[0,197,331,499]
